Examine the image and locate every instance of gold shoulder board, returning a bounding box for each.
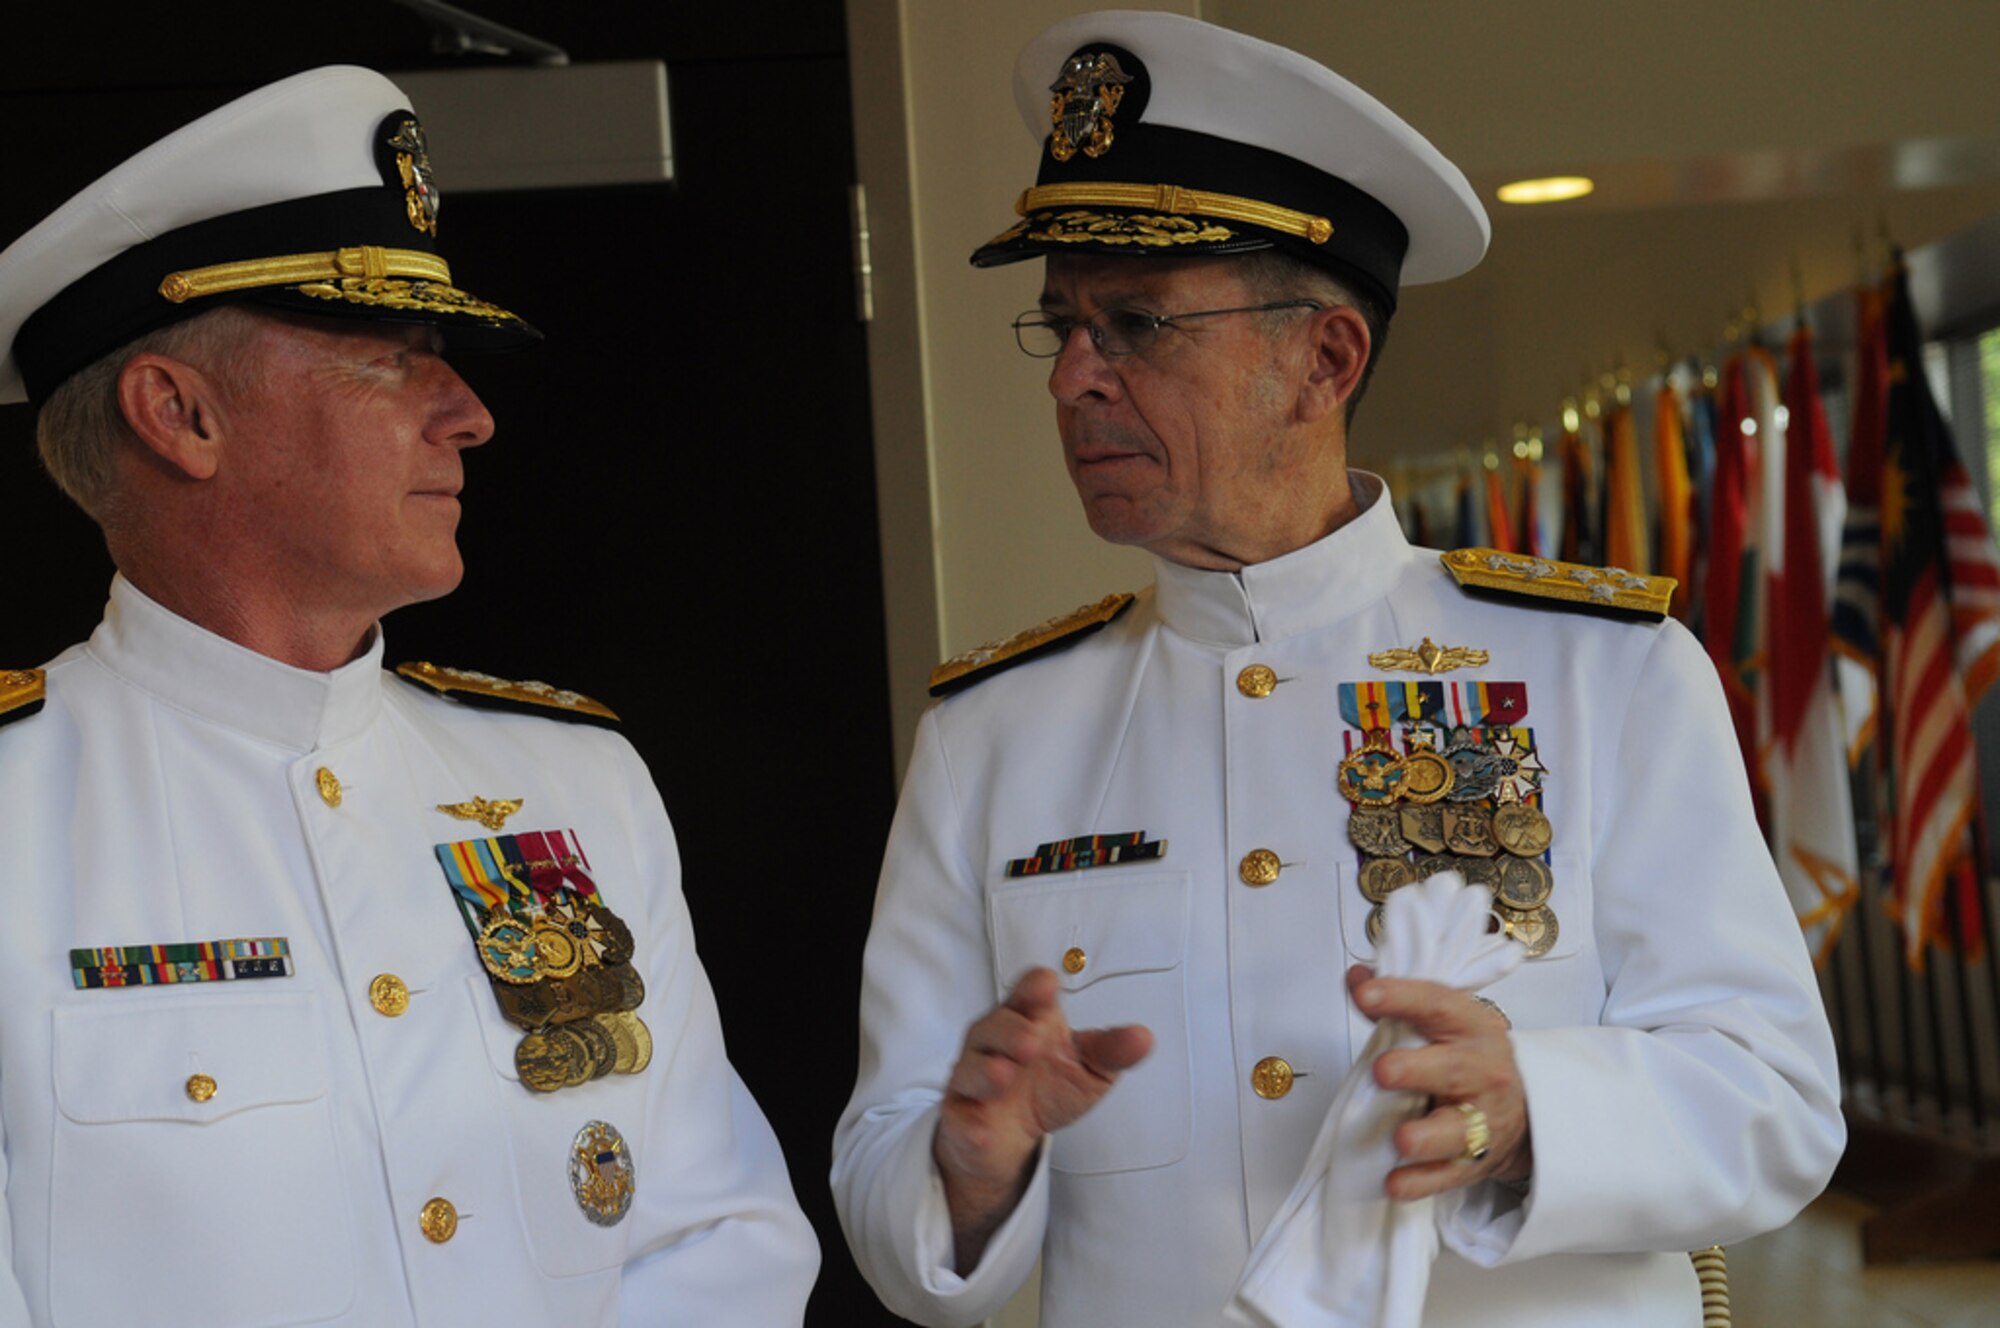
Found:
[1441,549,1675,623]
[394,661,620,725]
[929,592,1136,698]
[0,669,46,729]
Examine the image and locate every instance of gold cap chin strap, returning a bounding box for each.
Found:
[1016,182,1333,246]
[158,245,452,304]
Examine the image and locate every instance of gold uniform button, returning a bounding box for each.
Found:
[1236,664,1278,698]
[1061,946,1087,975]
[419,1196,459,1244]
[1251,1057,1294,1099]
[369,973,410,1017]
[184,1073,217,1103]
[1239,848,1282,886]
[315,767,342,807]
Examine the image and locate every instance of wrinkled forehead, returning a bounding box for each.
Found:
[1037,253,1254,310]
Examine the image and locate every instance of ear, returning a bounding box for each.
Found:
[116,352,225,481]
[1295,304,1372,426]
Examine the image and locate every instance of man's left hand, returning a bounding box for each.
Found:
[1347,964,1531,1199]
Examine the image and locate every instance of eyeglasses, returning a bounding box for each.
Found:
[1010,299,1323,358]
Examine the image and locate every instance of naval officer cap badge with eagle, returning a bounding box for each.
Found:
[0,64,539,408]
[971,10,1491,314]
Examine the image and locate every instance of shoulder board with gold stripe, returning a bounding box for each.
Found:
[929,593,1136,698]
[394,662,620,726]
[0,669,47,730]
[1441,548,1675,623]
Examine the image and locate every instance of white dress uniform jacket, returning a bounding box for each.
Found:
[833,474,1843,1328]
[0,577,818,1328]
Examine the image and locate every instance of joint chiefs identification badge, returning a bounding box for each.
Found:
[570,1119,636,1226]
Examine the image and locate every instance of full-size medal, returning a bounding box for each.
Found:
[1347,806,1406,857]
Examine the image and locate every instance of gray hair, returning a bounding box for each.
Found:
[1233,249,1393,428]
[35,305,265,524]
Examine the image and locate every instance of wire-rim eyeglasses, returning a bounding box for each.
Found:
[1011,299,1323,359]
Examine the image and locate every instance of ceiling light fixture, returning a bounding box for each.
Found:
[1496,176,1596,205]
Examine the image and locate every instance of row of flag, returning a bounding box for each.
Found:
[1400,263,2000,969]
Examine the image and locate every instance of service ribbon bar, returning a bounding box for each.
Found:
[1342,680,1530,730]
[71,936,293,989]
[1007,831,1166,877]
[1339,681,1448,731]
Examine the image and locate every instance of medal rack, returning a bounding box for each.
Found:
[1337,722,1558,956]
[436,831,653,1093]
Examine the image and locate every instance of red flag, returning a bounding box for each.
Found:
[1769,323,1839,754]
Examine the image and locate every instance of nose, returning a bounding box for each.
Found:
[1047,324,1122,407]
[426,357,496,450]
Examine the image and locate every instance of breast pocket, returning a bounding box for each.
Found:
[48,992,356,1328]
[463,971,642,1279]
[989,870,1191,1174]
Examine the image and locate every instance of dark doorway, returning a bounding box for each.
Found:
[1,4,902,1323]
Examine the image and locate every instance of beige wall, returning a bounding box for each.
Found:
[851,1,2000,777]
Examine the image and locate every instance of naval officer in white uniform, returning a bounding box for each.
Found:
[832,13,1842,1327]
[0,67,817,1326]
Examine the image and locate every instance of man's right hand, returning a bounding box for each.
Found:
[932,966,1152,1272]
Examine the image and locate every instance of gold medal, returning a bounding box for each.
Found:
[1453,855,1501,891]
[587,903,636,967]
[616,964,646,1013]
[1500,904,1560,957]
[1399,804,1446,853]
[1442,805,1499,857]
[515,1030,577,1093]
[1492,802,1554,857]
[494,978,559,1030]
[1412,852,1457,883]
[594,1012,639,1074]
[532,920,585,979]
[1399,747,1456,804]
[1496,857,1554,911]
[1358,856,1414,904]
[553,1026,595,1087]
[479,914,541,985]
[621,1011,654,1073]
[1347,806,1406,857]
[1365,903,1387,946]
[1337,739,1408,805]
[574,1018,618,1079]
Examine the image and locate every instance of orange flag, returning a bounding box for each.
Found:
[1602,403,1649,572]
[1654,382,1694,617]
[1484,461,1516,552]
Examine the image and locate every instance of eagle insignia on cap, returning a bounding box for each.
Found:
[385,117,440,237]
[1048,52,1134,162]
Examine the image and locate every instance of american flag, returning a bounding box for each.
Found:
[1835,263,2000,964]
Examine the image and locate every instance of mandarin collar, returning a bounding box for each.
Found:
[1152,472,1414,646]
[85,574,386,752]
